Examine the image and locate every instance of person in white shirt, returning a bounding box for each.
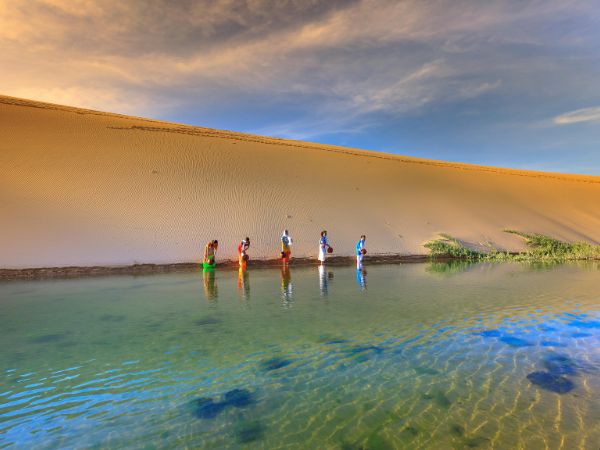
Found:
[318,230,331,265]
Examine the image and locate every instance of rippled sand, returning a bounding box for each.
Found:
[2,95,600,269]
[0,262,599,449]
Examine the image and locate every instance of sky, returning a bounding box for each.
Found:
[1,0,600,174]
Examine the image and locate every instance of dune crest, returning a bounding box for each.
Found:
[1,95,599,269]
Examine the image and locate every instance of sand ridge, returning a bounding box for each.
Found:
[3,95,598,185]
[1,95,599,268]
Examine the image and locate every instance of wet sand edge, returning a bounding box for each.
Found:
[0,255,436,281]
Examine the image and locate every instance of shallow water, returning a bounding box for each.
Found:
[1,262,599,449]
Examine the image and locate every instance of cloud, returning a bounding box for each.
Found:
[1,0,599,141]
[554,107,600,125]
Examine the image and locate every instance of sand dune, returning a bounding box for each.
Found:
[1,95,599,269]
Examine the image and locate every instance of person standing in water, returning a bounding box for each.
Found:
[203,240,218,266]
[238,237,250,267]
[318,230,331,265]
[356,235,366,268]
[281,230,293,264]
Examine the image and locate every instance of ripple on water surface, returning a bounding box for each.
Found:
[0,262,599,449]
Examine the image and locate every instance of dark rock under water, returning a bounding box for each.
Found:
[526,371,575,394]
[348,345,384,354]
[450,424,464,437]
[401,426,419,437]
[571,332,592,338]
[499,336,533,347]
[568,320,600,329]
[543,354,578,376]
[324,339,350,345]
[261,357,292,371]
[414,366,439,375]
[433,390,452,409]
[366,432,394,450]
[463,435,491,448]
[223,388,253,408]
[422,390,451,408]
[478,329,502,338]
[194,397,227,419]
[193,387,255,419]
[235,420,264,443]
[540,341,565,347]
[194,317,221,326]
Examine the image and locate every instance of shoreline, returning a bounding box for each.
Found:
[0,255,435,281]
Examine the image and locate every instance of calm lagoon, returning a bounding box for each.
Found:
[1,262,599,449]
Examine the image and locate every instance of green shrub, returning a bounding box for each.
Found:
[424,234,484,260]
[504,230,600,261]
[425,231,600,262]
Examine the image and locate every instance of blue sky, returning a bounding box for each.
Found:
[2,0,600,174]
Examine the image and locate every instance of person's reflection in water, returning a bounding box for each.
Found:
[202,267,218,305]
[356,264,367,291]
[281,265,293,308]
[237,267,250,304]
[318,265,334,297]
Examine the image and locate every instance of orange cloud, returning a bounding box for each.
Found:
[0,0,595,120]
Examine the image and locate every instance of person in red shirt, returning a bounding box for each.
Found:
[238,237,250,267]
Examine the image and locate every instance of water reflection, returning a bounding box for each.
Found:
[237,267,250,304]
[318,265,334,297]
[280,265,293,307]
[426,260,473,276]
[356,266,367,291]
[202,267,218,303]
[318,264,327,296]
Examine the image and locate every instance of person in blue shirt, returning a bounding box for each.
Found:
[356,235,366,267]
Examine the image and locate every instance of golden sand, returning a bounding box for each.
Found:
[1,95,599,268]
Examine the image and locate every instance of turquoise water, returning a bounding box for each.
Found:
[1,262,599,449]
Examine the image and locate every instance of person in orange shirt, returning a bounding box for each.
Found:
[281,230,293,264]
